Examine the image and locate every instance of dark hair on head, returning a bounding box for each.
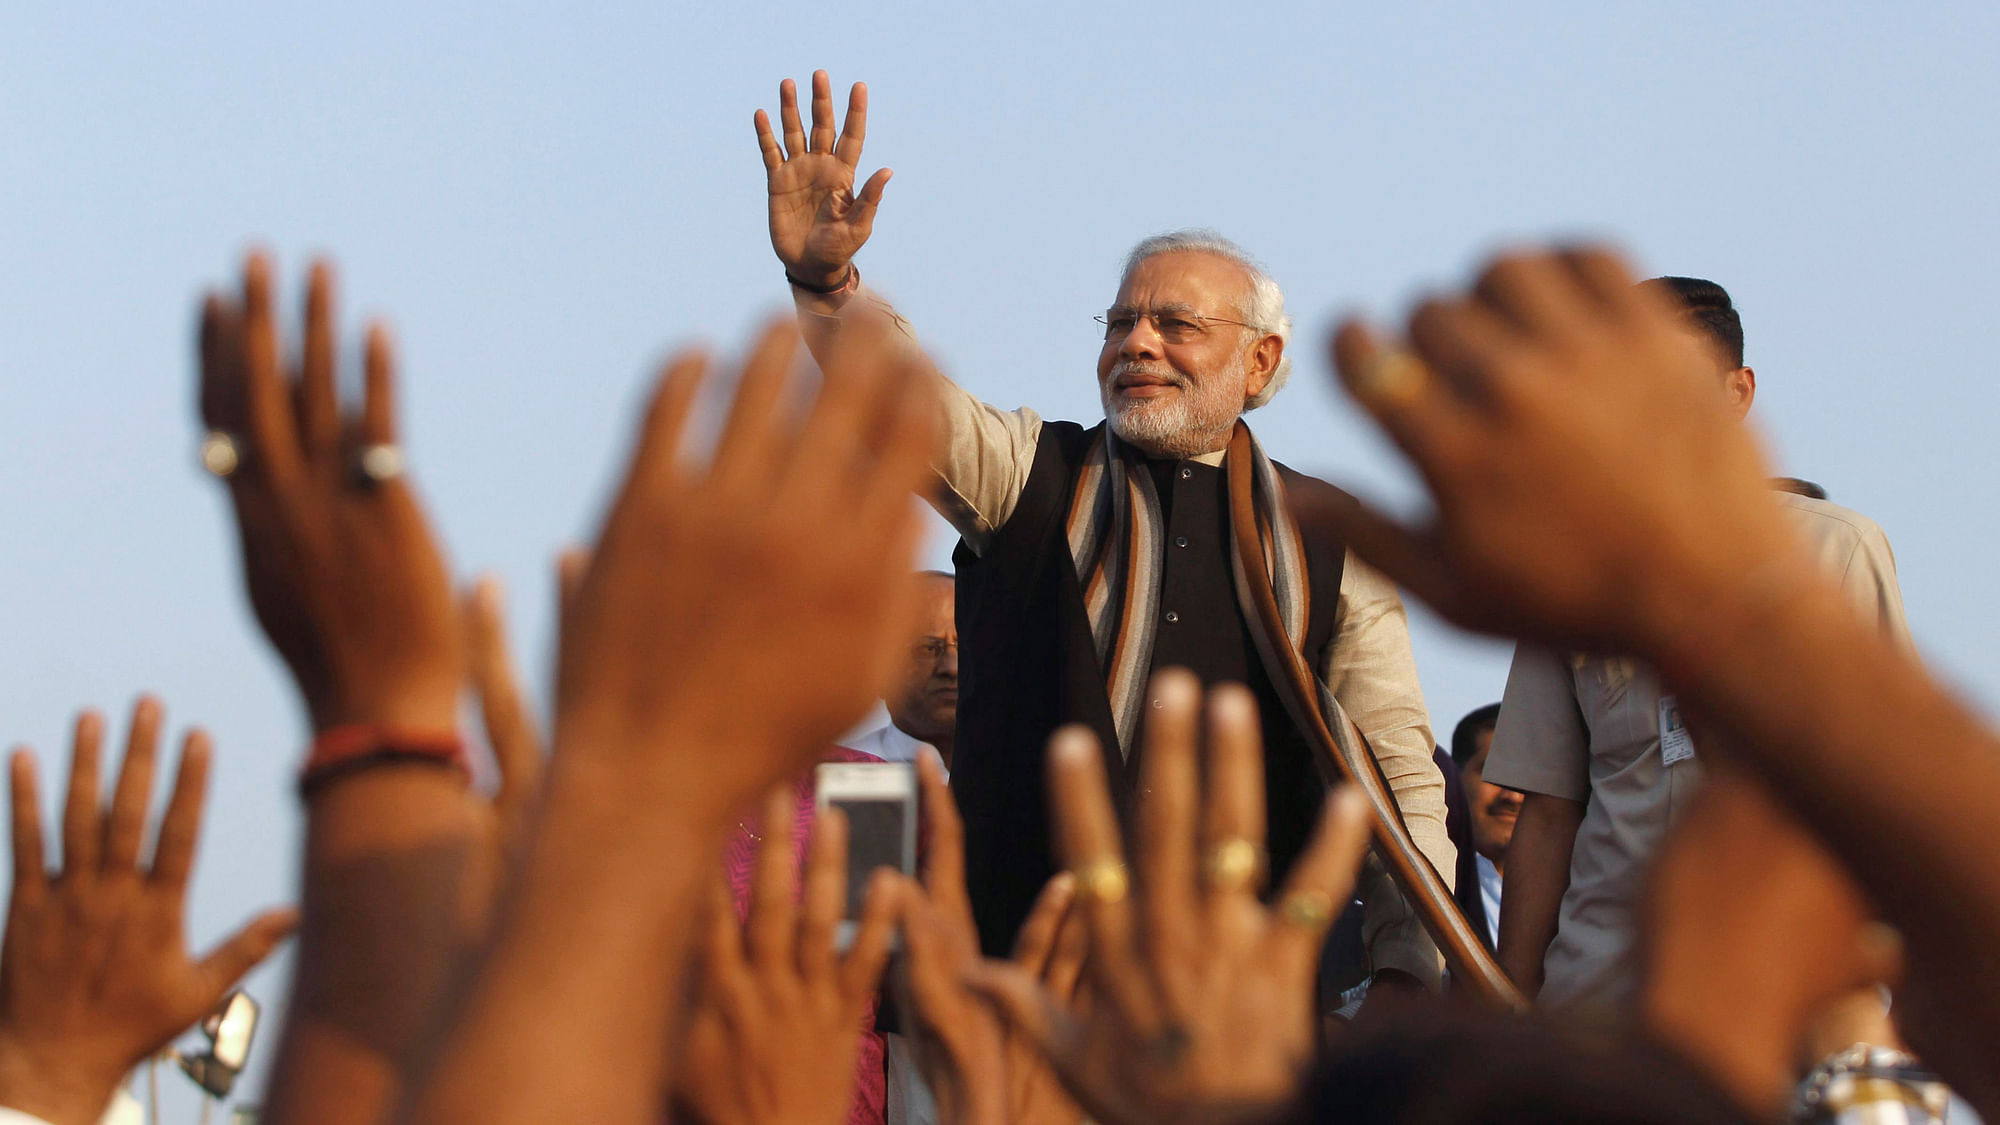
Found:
[1450,703,1502,768]
[1643,276,1744,368]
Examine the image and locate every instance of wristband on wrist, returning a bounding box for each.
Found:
[299,724,468,797]
[785,264,858,295]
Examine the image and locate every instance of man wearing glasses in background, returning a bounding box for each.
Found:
[754,72,1452,996]
[843,570,959,778]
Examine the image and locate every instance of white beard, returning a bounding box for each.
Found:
[1101,355,1245,458]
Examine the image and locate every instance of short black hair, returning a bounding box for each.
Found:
[1644,276,1744,369]
[1450,703,1502,768]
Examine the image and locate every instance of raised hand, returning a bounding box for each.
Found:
[1322,249,1800,657]
[0,699,296,1125]
[198,254,460,734]
[402,319,936,1125]
[1641,768,1903,1118]
[968,671,1373,1125]
[552,318,935,815]
[672,787,898,1125]
[756,70,891,289]
[893,754,1086,1125]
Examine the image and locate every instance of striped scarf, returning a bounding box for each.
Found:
[1064,421,1310,758]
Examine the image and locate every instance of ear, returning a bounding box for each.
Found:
[1727,366,1756,418]
[1243,333,1284,404]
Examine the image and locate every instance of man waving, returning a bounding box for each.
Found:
[753,72,1454,993]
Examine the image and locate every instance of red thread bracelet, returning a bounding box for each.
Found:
[299,725,469,796]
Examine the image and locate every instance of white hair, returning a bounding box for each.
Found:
[1121,229,1292,410]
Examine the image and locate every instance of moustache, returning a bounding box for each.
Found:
[1108,361,1187,387]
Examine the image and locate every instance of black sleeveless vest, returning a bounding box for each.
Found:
[950,420,1347,954]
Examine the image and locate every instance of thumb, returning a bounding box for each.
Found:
[195,906,300,995]
[847,167,893,228]
[1293,486,1458,619]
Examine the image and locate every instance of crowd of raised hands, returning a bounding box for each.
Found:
[4,71,2000,1125]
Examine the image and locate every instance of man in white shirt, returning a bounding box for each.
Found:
[1486,277,1913,1020]
[843,570,956,777]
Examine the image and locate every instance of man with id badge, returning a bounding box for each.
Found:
[1482,277,1912,1021]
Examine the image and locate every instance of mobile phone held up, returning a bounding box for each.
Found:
[814,760,918,950]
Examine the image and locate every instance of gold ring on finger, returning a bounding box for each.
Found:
[1071,858,1129,905]
[1278,888,1336,931]
[1350,350,1428,406]
[1203,837,1265,894]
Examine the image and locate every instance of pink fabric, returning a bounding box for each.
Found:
[721,747,888,1125]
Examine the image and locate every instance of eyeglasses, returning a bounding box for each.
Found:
[912,638,959,664]
[1094,308,1257,344]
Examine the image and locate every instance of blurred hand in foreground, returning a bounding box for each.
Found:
[0,699,296,1125]
[969,671,1373,1125]
[404,320,936,1125]
[1642,766,1901,1118]
[552,318,935,817]
[756,69,891,289]
[673,787,897,1125]
[1324,248,1803,655]
[198,254,461,734]
[892,753,1085,1125]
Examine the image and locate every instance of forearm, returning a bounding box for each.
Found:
[1495,793,1580,998]
[262,767,490,1125]
[397,758,715,1125]
[1656,583,2000,1107]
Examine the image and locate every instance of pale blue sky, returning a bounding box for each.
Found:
[5,1,1998,1109]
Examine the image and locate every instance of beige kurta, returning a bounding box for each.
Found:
[1485,492,1911,1016]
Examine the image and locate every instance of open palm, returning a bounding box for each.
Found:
[756,70,891,287]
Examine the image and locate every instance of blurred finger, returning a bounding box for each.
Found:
[1471,252,1593,337]
[1010,872,1077,976]
[833,81,869,167]
[1047,726,1154,1021]
[1406,296,1524,405]
[239,253,305,483]
[839,868,900,1005]
[703,874,756,1001]
[808,69,836,154]
[298,259,342,461]
[1557,245,1641,310]
[198,295,247,435]
[1330,319,1477,467]
[61,710,105,875]
[916,750,970,917]
[1200,684,1268,893]
[745,784,799,970]
[102,695,163,873]
[1268,786,1372,971]
[195,906,300,996]
[778,77,807,159]
[1136,670,1200,944]
[1044,898,1090,1003]
[608,349,709,518]
[962,961,1083,1071]
[800,805,847,983]
[707,320,802,492]
[149,731,212,890]
[10,751,46,894]
[1289,486,1460,624]
[463,577,543,826]
[359,322,399,446]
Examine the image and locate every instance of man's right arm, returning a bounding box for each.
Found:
[1498,792,1583,997]
[757,72,1040,551]
[1481,642,1591,999]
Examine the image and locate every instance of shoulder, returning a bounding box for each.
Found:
[1777,493,1898,576]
